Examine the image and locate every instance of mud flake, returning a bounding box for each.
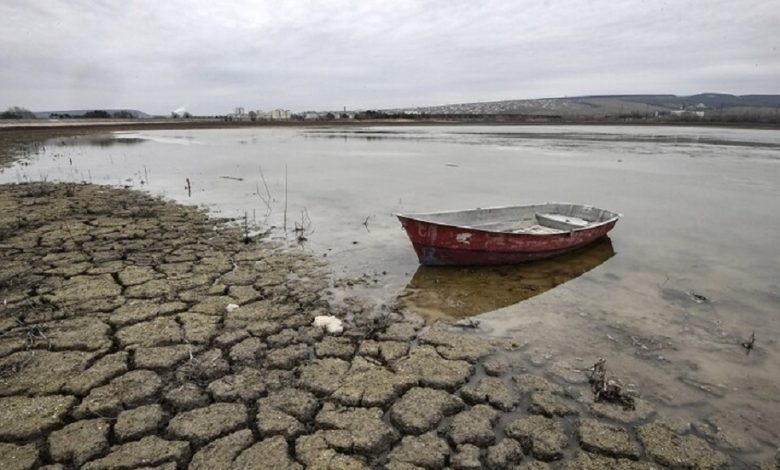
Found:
[451,444,482,470]
[167,402,248,445]
[576,418,640,460]
[64,351,128,395]
[164,382,210,410]
[115,404,165,442]
[486,438,524,469]
[390,386,464,434]
[259,387,319,422]
[80,436,190,470]
[378,322,419,342]
[315,335,356,359]
[178,312,220,344]
[207,367,267,402]
[0,442,39,470]
[117,265,159,286]
[460,376,520,411]
[108,300,187,328]
[296,357,351,396]
[314,403,398,454]
[0,394,76,440]
[234,435,302,470]
[45,274,121,305]
[332,356,416,408]
[228,285,262,305]
[637,420,730,469]
[512,374,565,395]
[191,295,236,315]
[48,418,110,467]
[295,433,368,469]
[189,429,254,470]
[387,431,450,469]
[256,404,305,439]
[116,317,183,348]
[448,404,499,447]
[529,392,579,418]
[0,349,98,395]
[266,343,309,370]
[75,369,163,418]
[134,344,198,371]
[392,345,473,391]
[420,330,494,362]
[560,451,659,469]
[505,415,568,462]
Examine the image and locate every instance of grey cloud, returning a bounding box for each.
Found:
[0,0,777,114]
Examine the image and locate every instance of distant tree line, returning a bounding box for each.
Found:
[1,106,36,119]
[47,110,137,119]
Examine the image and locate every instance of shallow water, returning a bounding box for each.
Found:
[3,124,780,460]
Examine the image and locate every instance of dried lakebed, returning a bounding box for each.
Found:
[0,182,773,469]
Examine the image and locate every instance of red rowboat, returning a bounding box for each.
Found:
[396,203,620,266]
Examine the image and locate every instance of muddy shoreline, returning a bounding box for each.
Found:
[1,182,774,469]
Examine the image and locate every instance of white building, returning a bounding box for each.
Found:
[271,109,292,120]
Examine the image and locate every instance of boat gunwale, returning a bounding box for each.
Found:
[395,203,621,237]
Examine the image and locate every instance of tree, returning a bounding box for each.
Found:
[0,106,36,119]
[248,110,257,122]
[83,110,111,118]
[112,110,135,119]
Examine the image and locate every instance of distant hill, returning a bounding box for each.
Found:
[396,93,780,118]
[33,109,151,119]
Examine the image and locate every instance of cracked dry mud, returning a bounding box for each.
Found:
[0,182,755,469]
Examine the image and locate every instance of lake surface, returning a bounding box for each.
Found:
[3,124,780,460]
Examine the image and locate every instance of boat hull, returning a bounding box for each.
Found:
[397,213,618,266]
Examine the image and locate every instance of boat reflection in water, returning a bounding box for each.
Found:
[399,237,615,321]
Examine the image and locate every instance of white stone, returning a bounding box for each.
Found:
[313,315,344,334]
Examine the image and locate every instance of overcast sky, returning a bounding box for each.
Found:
[1,0,777,114]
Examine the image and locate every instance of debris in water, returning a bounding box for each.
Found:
[185,177,192,197]
[741,332,756,355]
[589,358,636,410]
[446,162,459,167]
[313,315,344,334]
[225,303,240,313]
[453,318,480,329]
[220,176,244,181]
[688,291,708,304]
